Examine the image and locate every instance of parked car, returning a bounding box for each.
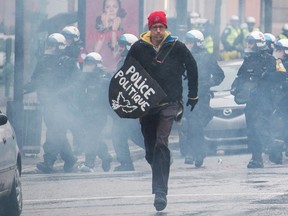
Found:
[0,112,22,216]
[205,59,248,154]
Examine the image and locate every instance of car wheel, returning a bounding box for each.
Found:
[3,165,23,216]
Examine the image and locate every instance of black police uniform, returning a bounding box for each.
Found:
[33,53,78,173]
[64,41,87,154]
[75,68,112,171]
[236,51,276,168]
[269,58,288,161]
[180,46,224,167]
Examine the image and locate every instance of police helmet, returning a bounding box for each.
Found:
[274,39,288,55]
[84,52,103,68]
[264,33,276,43]
[246,31,266,48]
[46,33,67,50]
[282,23,288,32]
[246,16,256,24]
[62,26,80,42]
[185,29,204,47]
[190,12,200,19]
[118,33,138,51]
[230,15,239,22]
[264,33,276,45]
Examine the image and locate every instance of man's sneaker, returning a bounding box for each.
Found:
[36,162,54,173]
[114,163,135,171]
[184,156,194,165]
[78,164,94,172]
[64,157,78,173]
[247,159,264,168]
[154,193,167,211]
[102,156,112,172]
[194,156,204,168]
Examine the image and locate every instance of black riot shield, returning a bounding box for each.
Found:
[109,57,166,118]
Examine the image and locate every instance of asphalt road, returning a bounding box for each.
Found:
[21,149,288,216]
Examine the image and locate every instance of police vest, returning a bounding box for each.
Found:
[278,34,288,40]
[204,35,213,54]
[226,25,241,47]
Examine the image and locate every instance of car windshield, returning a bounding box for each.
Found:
[210,60,243,92]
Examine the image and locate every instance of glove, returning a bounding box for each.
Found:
[186,97,198,111]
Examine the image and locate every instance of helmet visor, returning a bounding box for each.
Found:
[246,35,256,44]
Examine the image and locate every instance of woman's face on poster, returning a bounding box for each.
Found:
[104,0,120,19]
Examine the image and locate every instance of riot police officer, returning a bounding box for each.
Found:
[33,33,78,173]
[232,31,276,168]
[269,39,288,163]
[76,52,113,172]
[181,30,224,167]
[61,26,86,69]
[61,26,87,154]
[264,33,276,55]
[277,23,288,40]
[221,15,242,60]
[111,33,144,171]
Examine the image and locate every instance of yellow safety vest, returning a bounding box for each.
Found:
[225,25,241,47]
[204,35,213,54]
[278,34,288,40]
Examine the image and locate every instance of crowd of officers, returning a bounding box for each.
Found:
[231,31,288,168]
[28,13,288,173]
[182,12,288,168]
[28,26,144,173]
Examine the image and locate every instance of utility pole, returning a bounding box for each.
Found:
[138,0,144,34]
[261,0,272,33]
[77,0,86,45]
[214,0,222,60]
[8,0,25,152]
[176,0,188,40]
[238,0,245,23]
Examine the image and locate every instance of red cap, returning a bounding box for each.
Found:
[148,11,167,29]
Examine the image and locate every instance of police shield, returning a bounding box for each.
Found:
[109,57,166,118]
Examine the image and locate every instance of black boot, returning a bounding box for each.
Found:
[36,162,53,173]
[194,155,204,168]
[247,155,263,168]
[97,142,113,172]
[269,143,283,164]
[269,152,283,164]
[101,154,113,172]
[184,156,194,165]
[114,162,135,171]
[63,156,78,173]
[36,155,55,173]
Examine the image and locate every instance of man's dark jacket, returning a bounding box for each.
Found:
[126,31,198,103]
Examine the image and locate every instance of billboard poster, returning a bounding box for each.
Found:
[85,0,140,73]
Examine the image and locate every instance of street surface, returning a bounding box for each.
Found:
[21,147,288,216]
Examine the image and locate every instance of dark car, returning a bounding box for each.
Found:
[0,112,22,216]
[205,59,248,154]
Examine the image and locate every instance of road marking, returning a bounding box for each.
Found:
[24,192,287,203]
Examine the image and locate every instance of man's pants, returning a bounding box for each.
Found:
[140,103,179,195]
